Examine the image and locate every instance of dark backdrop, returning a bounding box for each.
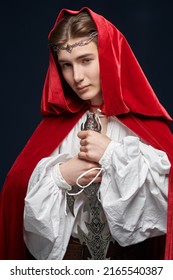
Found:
[1,0,173,191]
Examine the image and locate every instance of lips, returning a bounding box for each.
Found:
[77,85,89,90]
[77,86,89,94]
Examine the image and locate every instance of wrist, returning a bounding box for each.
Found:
[59,162,73,186]
[52,163,72,190]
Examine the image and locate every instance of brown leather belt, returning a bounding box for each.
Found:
[63,235,166,260]
[63,236,132,260]
[63,236,130,260]
[63,237,90,260]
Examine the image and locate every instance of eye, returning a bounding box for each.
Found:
[82,58,92,64]
[60,63,72,70]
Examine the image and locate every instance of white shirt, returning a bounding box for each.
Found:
[24,113,171,259]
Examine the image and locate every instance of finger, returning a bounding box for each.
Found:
[78,176,102,186]
[77,130,88,139]
[83,170,102,177]
[78,151,87,160]
[86,173,102,180]
[80,146,87,152]
[79,171,102,185]
[94,176,102,183]
[80,139,87,146]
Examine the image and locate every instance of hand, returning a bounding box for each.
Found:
[77,130,111,162]
[59,155,102,186]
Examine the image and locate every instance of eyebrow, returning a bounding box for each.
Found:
[58,53,95,63]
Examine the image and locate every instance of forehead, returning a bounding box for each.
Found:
[57,39,98,62]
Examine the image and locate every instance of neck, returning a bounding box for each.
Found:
[89,103,104,113]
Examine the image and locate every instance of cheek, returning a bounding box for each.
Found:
[90,62,100,80]
[62,71,72,85]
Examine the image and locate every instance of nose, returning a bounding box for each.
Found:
[73,65,84,83]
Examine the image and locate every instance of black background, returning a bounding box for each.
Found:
[1,0,173,190]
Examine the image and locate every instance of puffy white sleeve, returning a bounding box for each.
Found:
[99,136,171,247]
[24,154,74,260]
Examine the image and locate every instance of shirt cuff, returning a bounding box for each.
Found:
[52,163,72,191]
[99,140,120,170]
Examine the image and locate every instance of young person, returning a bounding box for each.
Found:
[0,7,173,260]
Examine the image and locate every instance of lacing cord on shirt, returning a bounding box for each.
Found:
[65,167,103,215]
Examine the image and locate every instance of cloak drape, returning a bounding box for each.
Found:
[0,7,173,259]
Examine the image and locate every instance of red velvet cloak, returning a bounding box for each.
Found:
[0,7,173,260]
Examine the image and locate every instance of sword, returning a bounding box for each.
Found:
[67,111,113,259]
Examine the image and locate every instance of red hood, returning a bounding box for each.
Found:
[1,7,173,260]
[41,7,172,120]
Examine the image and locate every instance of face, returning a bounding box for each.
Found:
[57,38,103,106]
